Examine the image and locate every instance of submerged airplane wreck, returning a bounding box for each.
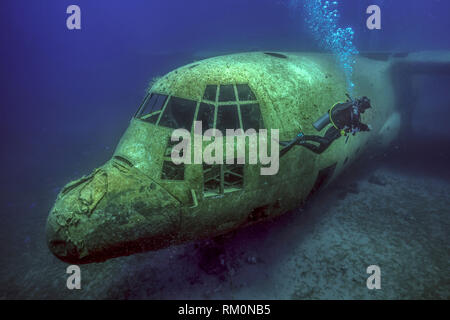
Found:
[46,51,449,263]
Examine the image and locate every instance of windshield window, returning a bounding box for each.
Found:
[135,84,264,134]
[219,85,236,102]
[203,85,217,101]
[236,84,256,101]
[196,102,215,134]
[216,104,240,132]
[136,93,168,123]
[158,96,197,130]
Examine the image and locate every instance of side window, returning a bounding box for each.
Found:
[223,164,244,189]
[158,97,197,130]
[203,163,244,196]
[137,93,168,123]
[203,164,221,194]
[161,138,185,180]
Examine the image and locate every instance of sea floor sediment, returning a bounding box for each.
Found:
[1,160,448,299]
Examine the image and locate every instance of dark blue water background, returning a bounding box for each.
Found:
[0,1,449,299]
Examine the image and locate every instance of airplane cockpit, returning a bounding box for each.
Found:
[132,83,266,199]
[134,83,264,133]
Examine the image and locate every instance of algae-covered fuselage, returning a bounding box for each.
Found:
[46,52,401,263]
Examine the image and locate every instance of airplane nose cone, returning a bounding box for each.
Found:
[46,200,91,263]
[46,168,108,263]
[46,164,181,263]
[46,218,79,263]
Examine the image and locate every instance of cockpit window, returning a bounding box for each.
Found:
[219,85,236,102]
[137,93,168,123]
[216,104,240,132]
[203,163,244,196]
[240,103,263,131]
[236,84,256,101]
[158,97,197,130]
[203,85,217,101]
[196,102,215,134]
[201,83,263,132]
[135,84,263,134]
[161,137,185,181]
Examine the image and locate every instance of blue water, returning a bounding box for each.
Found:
[1,0,449,299]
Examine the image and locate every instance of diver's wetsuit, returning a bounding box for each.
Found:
[330,100,370,133]
[296,126,342,154]
[280,96,372,156]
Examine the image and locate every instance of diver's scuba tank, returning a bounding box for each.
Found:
[313,94,359,132]
[313,113,331,131]
[313,101,348,132]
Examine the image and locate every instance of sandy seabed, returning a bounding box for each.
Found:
[1,159,449,300]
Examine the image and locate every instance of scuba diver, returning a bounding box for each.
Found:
[280,95,372,157]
